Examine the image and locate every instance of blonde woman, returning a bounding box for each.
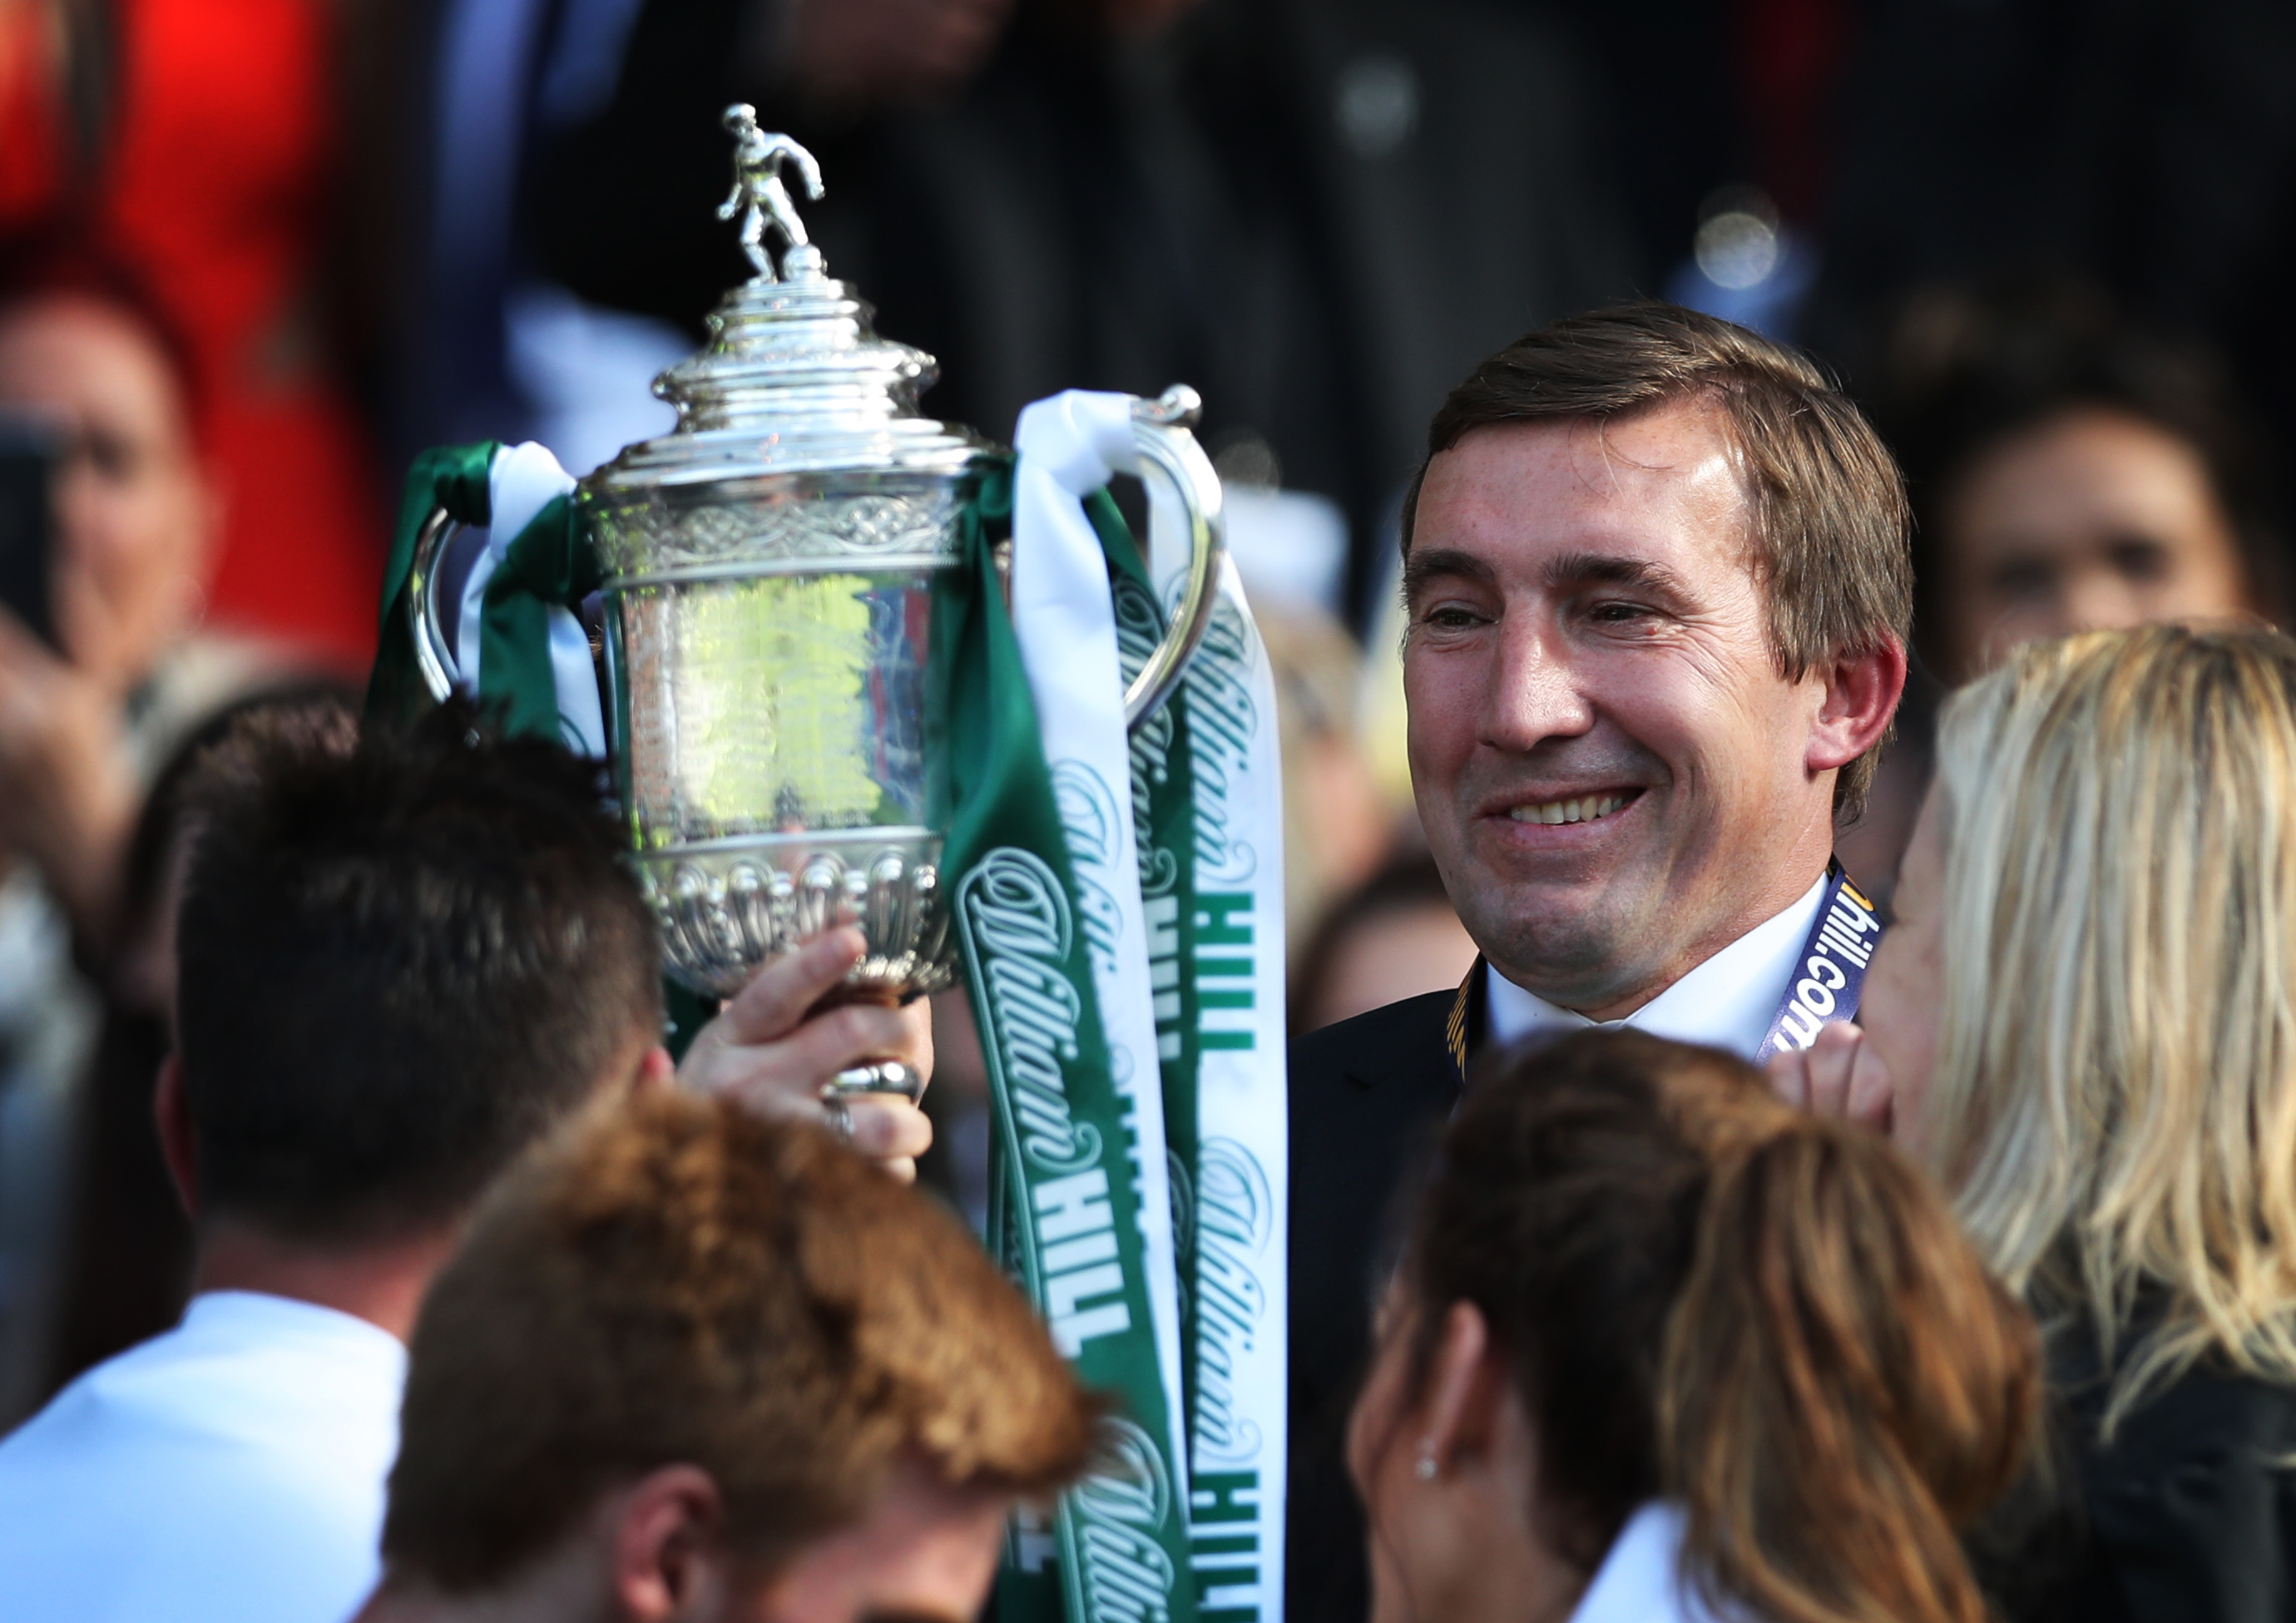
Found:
[1771,623,2296,1621]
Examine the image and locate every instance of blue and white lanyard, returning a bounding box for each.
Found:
[1750,864,1886,1065]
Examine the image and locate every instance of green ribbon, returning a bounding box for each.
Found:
[367,441,500,727]
[476,492,605,750]
[366,443,603,749]
[1102,501,1204,1435]
[364,448,711,1059]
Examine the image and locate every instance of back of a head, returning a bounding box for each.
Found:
[173,702,665,1244]
[382,1091,1096,1591]
[1408,1030,2035,1623]
[1401,302,1912,813]
[1927,624,2296,1413]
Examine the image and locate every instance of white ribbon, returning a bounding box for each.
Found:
[451,440,607,759]
[1146,465,1290,1623]
[1011,391,1192,1488]
[1014,390,1289,1622]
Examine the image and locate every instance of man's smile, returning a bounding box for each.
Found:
[1504,790,1641,826]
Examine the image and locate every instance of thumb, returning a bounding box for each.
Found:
[714,928,868,1047]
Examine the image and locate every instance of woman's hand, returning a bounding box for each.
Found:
[677,927,935,1180]
[1765,1020,1895,1134]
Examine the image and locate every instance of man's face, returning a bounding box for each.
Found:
[1937,406,2249,682]
[742,1458,1011,1623]
[1403,404,1839,1017]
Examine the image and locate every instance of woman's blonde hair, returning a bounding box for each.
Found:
[1923,623,2296,1424]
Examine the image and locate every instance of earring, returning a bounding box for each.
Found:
[1415,1447,1438,1482]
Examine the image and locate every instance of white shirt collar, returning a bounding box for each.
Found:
[1486,873,1830,1061]
[175,1289,410,1359]
[1571,1502,1737,1623]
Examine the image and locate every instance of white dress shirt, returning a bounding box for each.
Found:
[1487,873,1830,1061]
[0,1289,406,1623]
[1571,1502,1739,1623]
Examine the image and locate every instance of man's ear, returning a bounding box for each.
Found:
[611,1465,725,1621]
[1807,636,1908,777]
[153,1052,197,1219]
[634,1045,676,1094]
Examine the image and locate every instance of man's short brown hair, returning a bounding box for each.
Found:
[382,1093,1097,1591]
[1401,303,1913,811]
[176,700,664,1242]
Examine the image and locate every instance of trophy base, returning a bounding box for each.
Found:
[636,829,953,1002]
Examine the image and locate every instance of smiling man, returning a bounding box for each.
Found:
[1286,304,1911,1622]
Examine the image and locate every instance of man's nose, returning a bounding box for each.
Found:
[2058,567,2149,640]
[1479,616,1593,752]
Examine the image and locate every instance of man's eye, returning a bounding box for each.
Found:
[1586,601,1655,626]
[1420,605,1484,631]
[1990,561,2055,603]
[2107,536,2173,584]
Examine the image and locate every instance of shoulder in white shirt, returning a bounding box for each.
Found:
[1486,873,1831,1061]
[0,1289,406,1623]
[1572,1502,1744,1623]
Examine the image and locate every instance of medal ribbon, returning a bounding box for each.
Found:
[1446,863,1886,1078]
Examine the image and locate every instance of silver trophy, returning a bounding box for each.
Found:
[408,105,1225,1092]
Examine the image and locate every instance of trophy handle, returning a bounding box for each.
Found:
[407,506,464,703]
[1122,385,1227,730]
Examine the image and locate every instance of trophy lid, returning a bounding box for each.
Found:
[586,107,996,492]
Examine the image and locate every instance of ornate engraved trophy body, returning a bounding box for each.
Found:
[409,107,1225,1086]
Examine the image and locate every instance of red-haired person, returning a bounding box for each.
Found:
[356,1091,1095,1623]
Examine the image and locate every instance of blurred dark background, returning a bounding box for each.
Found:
[7,0,2291,658]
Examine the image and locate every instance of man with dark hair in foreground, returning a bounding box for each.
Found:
[357,1091,1095,1623]
[0,704,930,1623]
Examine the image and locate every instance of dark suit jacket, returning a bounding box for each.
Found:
[1286,987,1467,1623]
[1976,1333,2296,1623]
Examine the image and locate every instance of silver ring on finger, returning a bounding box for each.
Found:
[823,1096,855,1146]
[828,1059,923,1101]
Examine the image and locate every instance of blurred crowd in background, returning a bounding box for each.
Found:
[0,0,2294,1427]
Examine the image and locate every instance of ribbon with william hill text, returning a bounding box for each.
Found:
[938,391,1287,1623]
